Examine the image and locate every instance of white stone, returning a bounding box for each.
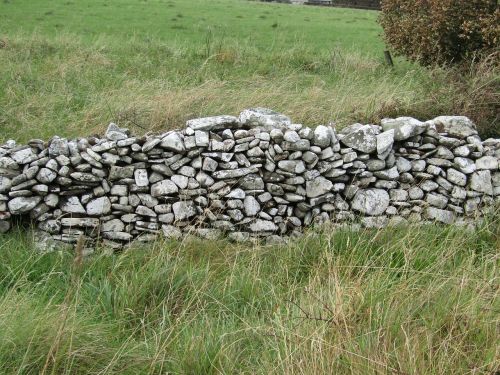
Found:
[432,116,477,138]
[8,196,41,214]
[239,108,291,131]
[187,115,239,131]
[61,196,86,214]
[134,169,149,187]
[171,175,189,189]
[376,129,394,159]
[424,207,455,224]
[0,176,11,193]
[340,125,377,154]
[162,224,182,239]
[244,196,260,216]
[306,176,333,198]
[381,117,426,141]
[476,156,498,170]
[172,201,197,221]
[447,168,467,186]
[86,197,111,216]
[248,219,277,232]
[160,133,185,152]
[313,125,331,147]
[151,179,179,197]
[351,189,390,216]
[470,171,493,195]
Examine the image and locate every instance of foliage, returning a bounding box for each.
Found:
[379,0,500,66]
[0,217,499,374]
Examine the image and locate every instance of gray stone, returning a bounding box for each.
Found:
[239,108,291,131]
[446,168,467,186]
[313,125,331,147]
[105,123,129,141]
[0,176,12,193]
[432,116,477,138]
[476,156,498,170]
[161,132,185,152]
[424,207,455,224]
[8,196,41,214]
[134,169,149,187]
[61,218,100,228]
[306,176,333,198]
[187,115,239,131]
[470,171,493,195]
[277,160,305,174]
[374,166,399,180]
[243,196,260,216]
[376,129,394,159]
[172,201,197,221]
[284,130,300,143]
[86,197,112,216]
[61,196,86,214]
[426,193,448,209]
[48,137,69,157]
[454,157,476,174]
[109,166,135,180]
[351,189,390,216]
[340,125,377,153]
[10,147,38,164]
[249,219,277,232]
[381,117,426,141]
[151,179,179,197]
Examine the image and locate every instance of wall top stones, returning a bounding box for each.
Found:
[0,107,498,251]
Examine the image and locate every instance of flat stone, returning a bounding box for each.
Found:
[151,179,179,197]
[60,196,86,214]
[374,166,399,180]
[470,171,493,195]
[381,117,426,141]
[476,156,498,170]
[248,219,278,232]
[306,176,333,198]
[239,108,291,131]
[172,201,197,221]
[277,160,305,174]
[10,147,38,164]
[340,125,377,153]
[162,224,182,239]
[424,207,455,224]
[8,196,42,214]
[432,116,477,138]
[447,168,467,186]
[212,167,257,179]
[70,172,101,183]
[0,176,12,193]
[105,123,129,141]
[61,218,100,227]
[160,133,185,152]
[351,188,390,216]
[187,115,240,131]
[86,197,111,216]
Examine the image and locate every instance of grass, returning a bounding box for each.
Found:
[0,219,499,374]
[1,0,497,143]
[0,1,499,373]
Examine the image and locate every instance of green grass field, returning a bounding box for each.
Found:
[0,0,499,374]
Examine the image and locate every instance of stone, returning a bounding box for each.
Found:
[432,116,477,138]
[376,129,394,159]
[8,196,42,214]
[313,125,331,147]
[424,207,455,224]
[454,157,476,174]
[61,218,100,228]
[0,176,12,193]
[381,117,426,141]
[194,130,210,147]
[340,125,377,154]
[243,196,260,216]
[476,156,498,170]
[172,201,197,221]
[446,168,467,186]
[283,130,300,143]
[351,189,390,216]
[161,133,185,152]
[212,167,257,179]
[187,115,239,131]
[86,197,112,216]
[48,137,69,157]
[134,169,149,187]
[10,147,38,164]
[248,219,277,232]
[171,175,189,189]
[105,123,129,141]
[109,166,135,180]
[426,193,448,209]
[61,196,86,214]
[470,171,493,195]
[151,179,179,197]
[277,160,305,174]
[239,108,291,131]
[306,176,333,198]
[36,168,57,184]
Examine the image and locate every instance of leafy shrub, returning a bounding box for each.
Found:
[379,0,499,66]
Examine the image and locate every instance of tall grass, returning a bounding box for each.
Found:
[1,33,498,143]
[1,216,498,374]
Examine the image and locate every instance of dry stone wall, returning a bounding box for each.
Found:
[0,108,499,250]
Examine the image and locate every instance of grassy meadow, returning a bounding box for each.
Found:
[0,0,499,374]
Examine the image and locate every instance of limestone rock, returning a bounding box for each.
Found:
[351,189,390,216]
[432,116,477,138]
[381,117,426,141]
[340,125,377,154]
[8,196,42,214]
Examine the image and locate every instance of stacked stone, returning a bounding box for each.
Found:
[0,108,498,250]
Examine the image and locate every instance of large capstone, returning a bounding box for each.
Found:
[340,125,377,154]
[351,189,390,216]
[187,115,240,131]
[432,116,478,138]
[306,176,333,198]
[381,117,426,141]
[239,108,291,131]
